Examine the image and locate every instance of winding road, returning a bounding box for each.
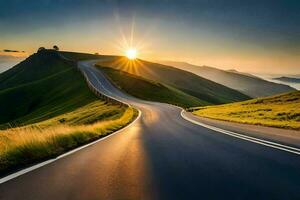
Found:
[0,60,300,199]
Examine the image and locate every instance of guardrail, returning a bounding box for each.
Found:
[79,67,126,107]
[0,54,129,130]
[58,52,127,107]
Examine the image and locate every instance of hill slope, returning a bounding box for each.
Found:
[0,51,126,128]
[0,51,72,90]
[96,57,250,105]
[0,50,137,173]
[159,61,296,98]
[60,51,107,61]
[191,91,300,130]
[101,67,206,108]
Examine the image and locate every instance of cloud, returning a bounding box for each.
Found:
[3,49,25,53]
[0,50,28,58]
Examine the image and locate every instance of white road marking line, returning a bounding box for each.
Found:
[2,58,298,186]
[0,110,141,185]
[89,66,300,156]
[181,110,300,155]
[0,62,142,185]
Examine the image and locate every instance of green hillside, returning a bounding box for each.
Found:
[96,57,251,105]
[0,51,126,129]
[191,91,300,130]
[101,67,206,108]
[0,50,137,173]
[0,51,71,90]
[60,51,106,61]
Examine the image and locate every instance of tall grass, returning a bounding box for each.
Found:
[191,91,300,130]
[0,107,137,173]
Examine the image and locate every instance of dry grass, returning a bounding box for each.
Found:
[0,107,137,173]
[191,91,300,130]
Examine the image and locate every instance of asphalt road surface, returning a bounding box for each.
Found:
[0,60,300,200]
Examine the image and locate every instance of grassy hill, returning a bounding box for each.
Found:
[60,51,106,61]
[0,51,71,90]
[190,91,300,130]
[159,61,296,98]
[96,57,250,105]
[0,50,125,128]
[0,50,137,173]
[101,67,206,108]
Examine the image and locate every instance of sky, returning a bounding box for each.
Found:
[0,0,299,74]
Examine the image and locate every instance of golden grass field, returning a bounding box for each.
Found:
[191,91,300,130]
[0,104,137,173]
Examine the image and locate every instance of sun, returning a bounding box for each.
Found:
[126,48,137,60]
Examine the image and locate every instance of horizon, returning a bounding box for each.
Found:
[1,2,300,198]
[1,0,299,74]
[1,51,299,77]
[0,48,300,77]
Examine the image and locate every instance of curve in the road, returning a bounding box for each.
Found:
[182,111,300,155]
[0,59,300,200]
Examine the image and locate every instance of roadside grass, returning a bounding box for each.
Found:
[190,91,300,130]
[0,107,137,174]
[0,50,139,174]
[0,51,103,128]
[35,100,128,127]
[99,66,205,108]
[0,67,98,128]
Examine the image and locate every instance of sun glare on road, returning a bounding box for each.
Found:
[126,48,137,60]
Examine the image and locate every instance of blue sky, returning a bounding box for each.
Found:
[0,0,299,74]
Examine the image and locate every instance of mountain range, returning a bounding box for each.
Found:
[95,57,250,105]
[273,76,300,83]
[158,61,296,98]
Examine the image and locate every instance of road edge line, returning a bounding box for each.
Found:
[181,110,300,155]
[0,107,142,185]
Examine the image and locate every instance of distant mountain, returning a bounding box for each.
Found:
[273,76,300,83]
[96,57,250,105]
[226,69,258,78]
[158,61,296,98]
[0,55,25,73]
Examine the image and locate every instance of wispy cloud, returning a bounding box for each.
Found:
[3,49,25,53]
[0,50,28,58]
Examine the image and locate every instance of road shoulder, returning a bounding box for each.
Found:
[183,111,300,149]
